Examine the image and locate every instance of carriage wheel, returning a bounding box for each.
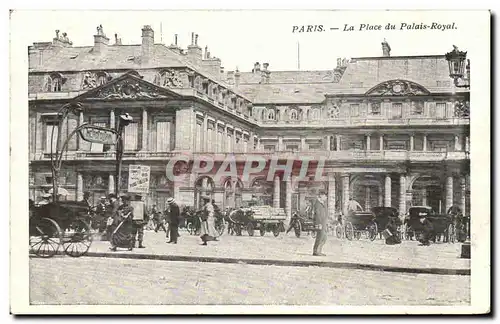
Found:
[30,217,63,258]
[272,224,280,237]
[448,224,456,244]
[247,223,255,236]
[294,221,302,238]
[260,225,266,237]
[368,222,378,241]
[345,222,354,241]
[335,225,343,239]
[62,218,92,257]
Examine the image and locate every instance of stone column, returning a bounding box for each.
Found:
[232,179,237,208]
[365,186,371,210]
[454,135,460,151]
[326,136,331,151]
[342,174,349,214]
[278,136,284,151]
[384,175,391,207]
[142,108,148,150]
[446,175,454,212]
[76,172,83,201]
[285,176,292,224]
[301,137,306,151]
[273,176,280,209]
[328,174,336,219]
[336,135,341,151]
[410,134,414,151]
[465,136,470,152]
[77,111,84,150]
[399,174,406,215]
[422,189,427,206]
[108,174,115,195]
[366,134,371,151]
[379,135,384,151]
[110,109,115,129]
[460,176,466,215]
[378,189,383,206]
[423,134,428,151]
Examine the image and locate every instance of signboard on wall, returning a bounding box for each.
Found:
[79,125,117,145]
[128,165,150,194]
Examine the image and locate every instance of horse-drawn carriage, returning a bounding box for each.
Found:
[403,206,457,243]
[228,206,286,237]
[371,207,403,240]
[338,210,378,241]
[29,200,93,258]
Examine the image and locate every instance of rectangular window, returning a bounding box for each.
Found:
[195,122,203,152]
[286,144,300,151]
[45,123,58,153]
[156,121,171,152]
[350,104,360,117]
[264,144,276,152]
[209,127,216,152]
[243,140,248,153]
[123,122,139,151]
[227,134,233,152]
[308,142,323,150]
[370,103,381,115]
[436,103,446,119]
[90,122,106,152]
[412,102,424,115]
[391,103,402,119]
[217,131,223,152]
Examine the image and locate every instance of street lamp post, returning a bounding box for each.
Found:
[445,46,471,259]
[114,113,133,197]
[49,102,84,203]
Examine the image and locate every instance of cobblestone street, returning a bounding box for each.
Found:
[30,256,470,305]
[84,229,470,271]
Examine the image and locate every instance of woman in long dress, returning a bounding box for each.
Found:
[110,195,135,251]
[200,196,218,245]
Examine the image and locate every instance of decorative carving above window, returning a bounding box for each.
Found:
[411,101,424,115]
[153,69,183,88]
[365,79,430,96]
[454,101,470,118]
[45,72,65,92]
[91,79,169,100]
[328,105,340,119]
[370,102,381,115]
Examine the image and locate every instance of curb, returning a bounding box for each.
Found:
[75,251,470,276]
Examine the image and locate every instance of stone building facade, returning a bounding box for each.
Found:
[28,25,470,220]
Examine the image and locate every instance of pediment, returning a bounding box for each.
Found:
[365,79,430,96]
[73,72,182,101]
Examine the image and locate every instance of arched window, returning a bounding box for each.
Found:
[46,73,64,92]
[290,109,298,121]
[267,109,275,121]
[96,72,110,86]
[310,108,321,120]
[195,176,215,209]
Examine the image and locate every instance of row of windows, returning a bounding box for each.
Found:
[260,102,450,122]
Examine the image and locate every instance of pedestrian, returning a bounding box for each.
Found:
[312,190,328,256]
[419,215,434,246]
[286,212,301,234]
[347,197,363,213]
[130,194,148,249]
[110,195,135,251]
[384,215,402,245]
[105,193,119,241]
[166,197,180,244]
[82,191,92,209]
[200,196,218,246]
[152,204,168,235]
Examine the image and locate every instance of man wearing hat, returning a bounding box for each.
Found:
[312,190,328,256]
[166,197,180,244]
[419,214,434,246]
[130,194,149,249]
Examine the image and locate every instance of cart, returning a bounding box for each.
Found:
[229,206,286,237]
[342,210,378,241]
[29,201,93,258]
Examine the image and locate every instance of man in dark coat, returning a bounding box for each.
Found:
[419,215,434,246]
[312,190,328,256]
[166,197,180,244]
[385,216,402,245]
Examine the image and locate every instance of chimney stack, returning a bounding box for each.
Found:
[187,32,202,64]
[53,29,73,47]
[167,34,181,54]
[114,33,122,45]
[141,25,154,64]
[234,68,241,87]
[381,38,391,57]
[93,25,109,53]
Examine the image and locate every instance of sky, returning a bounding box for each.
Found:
[13,10,479,72]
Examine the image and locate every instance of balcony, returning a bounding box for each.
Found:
[31,150,469,163]
[259,117,470,128]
